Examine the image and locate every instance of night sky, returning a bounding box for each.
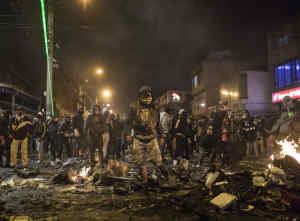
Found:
[1,0,300,112]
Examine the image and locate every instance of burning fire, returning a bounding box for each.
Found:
[268,154,275,169]
[277,139,300,163]
[79,166,91,177]
[70,166,91,184]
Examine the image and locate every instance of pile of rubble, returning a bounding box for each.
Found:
[1,151,300,220]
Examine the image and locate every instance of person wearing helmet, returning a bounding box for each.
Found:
[85,104,105,167]
[239,110,258,158]
[128,86,162,183]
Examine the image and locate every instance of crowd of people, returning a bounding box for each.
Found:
[0,86,297,183]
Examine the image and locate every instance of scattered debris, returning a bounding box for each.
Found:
[205,171,220,189]
[210,193,237,210]
[253,176,268,187]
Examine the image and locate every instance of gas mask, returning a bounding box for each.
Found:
[139,90,153,107]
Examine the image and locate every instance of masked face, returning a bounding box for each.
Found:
[139,90,153,106]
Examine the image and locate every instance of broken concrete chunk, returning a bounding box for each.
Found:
[214,181,228,186]
[210,193,237,210]
[9,216,33,221]
[205,172,220,189]
[269,167,286,179]
[240,204,255,212]
[253,176,268,187]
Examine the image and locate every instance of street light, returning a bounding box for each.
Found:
[233,92,239,97]
[96,68,103,75]
[81,0,90,12]
[221,90,229,96]
[103,89,111,98]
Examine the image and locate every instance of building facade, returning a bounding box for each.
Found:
[192,51,275,116]
[268,18,300,105]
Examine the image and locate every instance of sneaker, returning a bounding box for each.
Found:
[36,160,41,164]
[55,159,61,163]
[50,161,55,167]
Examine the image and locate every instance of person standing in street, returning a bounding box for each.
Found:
[47,116,61,165]
[60,116,74,160]
[128,86,162,183]
[85,104,105,168]
[73,107,85,158]
[10,107,32,169]
[0,111,12,167]
[33,112,47,164]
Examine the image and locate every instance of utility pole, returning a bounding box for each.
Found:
[46,0,54,116]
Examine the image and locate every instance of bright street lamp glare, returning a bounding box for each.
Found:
[222,90,229,96]
[103,90,111,98]
[96,69,103,75]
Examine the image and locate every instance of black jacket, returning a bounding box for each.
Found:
[110,119,123,140]
[85,114,105,137]
[47,120,59,137]
[0,117,8,137]
[33,117,46,139]
[171,113,192,137]
[11,116,32,140]
[73,114,84,135]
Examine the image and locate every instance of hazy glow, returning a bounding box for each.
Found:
[96,68,103,75]
[103,89,111,98]
[277,139,300,163]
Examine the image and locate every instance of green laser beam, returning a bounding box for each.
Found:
[40,0,54,116]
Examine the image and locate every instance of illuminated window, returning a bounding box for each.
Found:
[275,59,300,89]
[193,75,198,88]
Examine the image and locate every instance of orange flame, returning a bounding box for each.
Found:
[71,166,91,183]
[79,166,91,177]
[277,139,300,163]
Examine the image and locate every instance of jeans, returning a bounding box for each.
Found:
[10,137,28,167]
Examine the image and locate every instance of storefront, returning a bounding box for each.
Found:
[272,86,300,103]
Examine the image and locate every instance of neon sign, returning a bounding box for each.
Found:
[272,87,300,103]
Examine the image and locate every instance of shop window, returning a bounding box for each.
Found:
[193,75,198,88]
[274,59,300,89]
